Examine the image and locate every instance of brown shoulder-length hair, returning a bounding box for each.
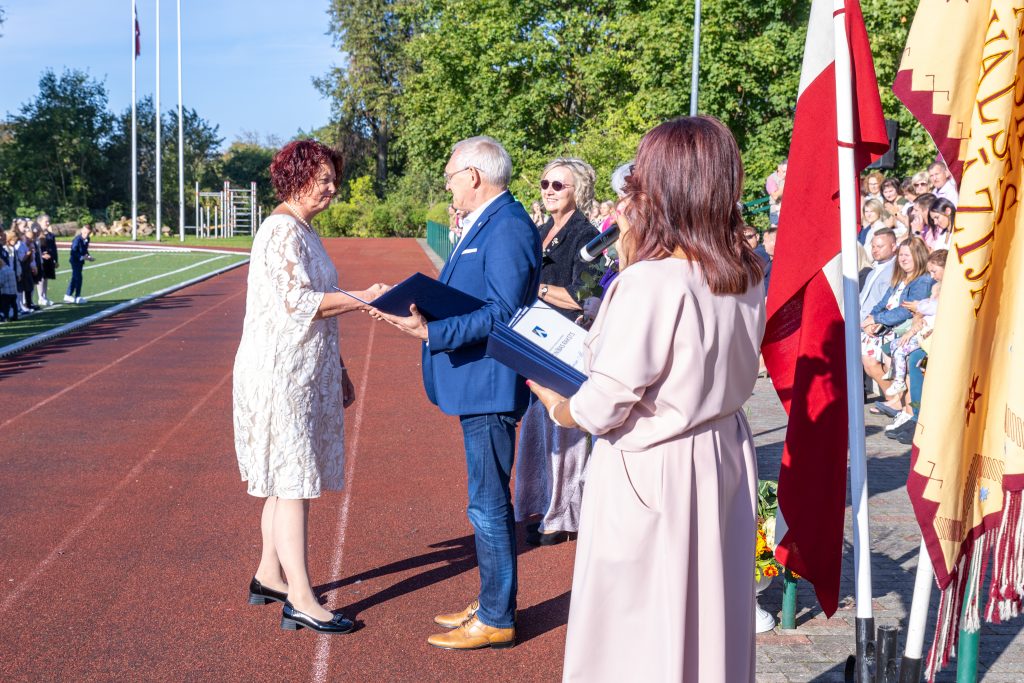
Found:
[891,236,930,287]
[621,116,763,294]
[269,139,344,201]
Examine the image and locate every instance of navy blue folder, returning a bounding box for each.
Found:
[486,324,587,397]
[370,272,485,321]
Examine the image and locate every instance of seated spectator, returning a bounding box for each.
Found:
[923,197,955,251]
[909,192,936,238]
[754,227,776,296]
[861,171,884,205]
[529,200,546,228]
[743,225,760,252]
[766,160,786,226]
[928,161,958,205]
[859,198,886,245]
[860,228,898,319]
[861,237,934,411]
[883,249,947,443]
[886,249,946,397]
[881,178,907,214]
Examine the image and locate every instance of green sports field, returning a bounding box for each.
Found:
[0,248,249,350]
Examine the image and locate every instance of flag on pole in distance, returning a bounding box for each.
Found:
[135,5,141,58]
[761,0,888,618]
[894,1,1024,677]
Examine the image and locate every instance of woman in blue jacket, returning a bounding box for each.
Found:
[860,236,933,407]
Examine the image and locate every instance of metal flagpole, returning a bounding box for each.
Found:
[833,2,875,681]
[176,0,184,241]
[131,1,138,241]
[155,0,162,242]
[689,0,701,116]
[898,538,933,682]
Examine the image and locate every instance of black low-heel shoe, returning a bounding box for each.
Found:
[248,577,288,605]
[280,602,355,634]
[525,530,576,546]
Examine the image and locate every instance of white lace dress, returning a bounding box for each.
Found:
[233,214,344,499]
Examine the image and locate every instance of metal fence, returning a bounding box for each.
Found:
[425,220,454,263]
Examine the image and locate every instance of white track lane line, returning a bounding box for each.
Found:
[0,368,234,614]
[55,252,154,276]
[310,321,378,683]
[0,290,242,432]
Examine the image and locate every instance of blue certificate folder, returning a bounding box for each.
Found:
[354,272,486,321]
[486,316,588,398]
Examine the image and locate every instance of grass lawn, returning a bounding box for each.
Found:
[84,234,255,250]
[0,249,249,349]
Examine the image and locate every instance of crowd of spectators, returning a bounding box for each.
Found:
[855,161,957,444]
[0,214,60,321]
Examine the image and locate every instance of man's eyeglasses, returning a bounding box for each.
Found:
[540,179,573,192]
[444,167,474,184]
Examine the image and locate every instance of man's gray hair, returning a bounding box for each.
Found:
[451,136,512,188]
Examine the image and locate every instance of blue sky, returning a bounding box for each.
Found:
[0,0,340,147]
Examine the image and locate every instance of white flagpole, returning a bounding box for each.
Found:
[131,1,138,241]
[155,0,162,242]
[833,1,875,680]
[689,0,701,116]
[176,0,184,242]
[898,538,934,682]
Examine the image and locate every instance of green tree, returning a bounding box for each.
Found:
[0,69,113,219]
[220,142,276,212]
[318,0,410,191]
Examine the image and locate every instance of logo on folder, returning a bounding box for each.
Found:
[531,326,548,339]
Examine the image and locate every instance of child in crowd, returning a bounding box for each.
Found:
[64,224,94,304]
[886,249,947,396]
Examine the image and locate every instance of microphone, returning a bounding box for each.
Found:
[579,224,620,262]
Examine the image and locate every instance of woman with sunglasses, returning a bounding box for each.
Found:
[514,157,604,547]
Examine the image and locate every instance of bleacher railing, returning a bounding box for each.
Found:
[425,220,454,263]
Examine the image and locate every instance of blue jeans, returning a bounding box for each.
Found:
[908,349,927,419]
[67,262,84,298]
[459,412,519,628]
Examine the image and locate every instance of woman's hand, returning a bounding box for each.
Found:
[861,315,875,330]
[526,380,566,413]
[361,283,391,302]
[901,300,918,314]
[341,367,355,408]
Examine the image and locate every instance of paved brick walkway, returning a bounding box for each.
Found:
[748,379,1024,682]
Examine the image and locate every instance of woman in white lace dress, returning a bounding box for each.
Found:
[234,140,383,634]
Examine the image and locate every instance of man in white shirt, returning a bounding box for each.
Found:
[928,161,958,206]
[860,228,897,322]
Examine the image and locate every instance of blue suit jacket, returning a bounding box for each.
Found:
[422,192,542,416]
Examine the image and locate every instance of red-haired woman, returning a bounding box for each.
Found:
[528,117,765,682]
[233,139,384,634]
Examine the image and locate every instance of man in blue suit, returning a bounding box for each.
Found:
[372,136,541,650]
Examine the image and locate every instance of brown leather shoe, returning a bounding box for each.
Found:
[433,600,479,628]
[427,615,515,650]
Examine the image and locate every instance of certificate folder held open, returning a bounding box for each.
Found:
[486,302,588,397]
[341,272,485,321]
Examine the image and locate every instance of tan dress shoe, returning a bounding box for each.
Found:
[433,600,479,628]
[427,615,515,650]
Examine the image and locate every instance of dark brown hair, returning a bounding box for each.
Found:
[927,249,948,268]
[269,140,343,201]
[621,116,763,294]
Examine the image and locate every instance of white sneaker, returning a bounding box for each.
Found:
[64,295,75,303]
[885,411,914,432]
[75,297,88,304]
[885,380,907,397]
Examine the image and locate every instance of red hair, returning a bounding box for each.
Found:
[622,116,763,294]
[269,140,344,201]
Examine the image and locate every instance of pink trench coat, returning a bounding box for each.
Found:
[563,258,765,683]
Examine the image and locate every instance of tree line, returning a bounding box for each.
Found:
[316,0,935,226]
[0,68,278,227]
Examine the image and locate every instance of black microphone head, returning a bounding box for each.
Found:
[580,224,620,262]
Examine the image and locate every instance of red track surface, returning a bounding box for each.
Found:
[0,238,574,682]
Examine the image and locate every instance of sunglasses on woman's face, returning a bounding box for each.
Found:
[540,179,573,192]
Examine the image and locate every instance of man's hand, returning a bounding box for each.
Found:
[369,303,429,341]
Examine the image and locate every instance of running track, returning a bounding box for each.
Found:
[0,239,575,682]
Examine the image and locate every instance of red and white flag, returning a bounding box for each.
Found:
[761,0,888,617]
[135,5,141,58]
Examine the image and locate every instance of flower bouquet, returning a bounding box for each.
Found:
[755,479,782,583]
